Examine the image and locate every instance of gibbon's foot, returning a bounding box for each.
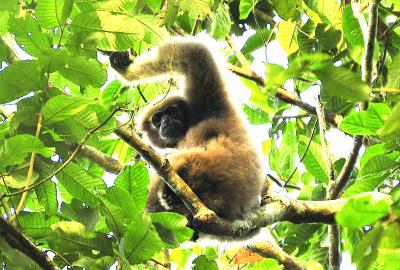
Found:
[109,51,133,70]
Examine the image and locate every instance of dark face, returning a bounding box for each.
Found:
[151,104,188,145]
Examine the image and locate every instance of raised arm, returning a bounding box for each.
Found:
[109,38,232,114]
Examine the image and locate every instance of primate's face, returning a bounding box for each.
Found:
[151,104,188,143]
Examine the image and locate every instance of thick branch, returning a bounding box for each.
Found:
[114,126,348,236]
[195,195,347,237]
[0,216,58,270]
[64,142,124,174]
[248,242,306,270]
[114,125,216,222]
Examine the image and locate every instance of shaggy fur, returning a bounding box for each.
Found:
[110,37,265,222]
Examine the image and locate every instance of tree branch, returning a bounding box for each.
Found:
[247,242,306,270]
[226,64,343,128]
[64,142,124,174]
[330,0,379,199]
[0,216,58,270]
[114,124,216,222]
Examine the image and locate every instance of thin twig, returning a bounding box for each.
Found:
[248,242,306,270]
[0,108,119,200]
[10,112,43,222]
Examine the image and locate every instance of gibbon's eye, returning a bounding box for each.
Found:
[164,105,178,116]
[151,112,162,126]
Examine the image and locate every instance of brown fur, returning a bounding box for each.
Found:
[112,37,265,222]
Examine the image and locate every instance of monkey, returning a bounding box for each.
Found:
[109,37,265,233]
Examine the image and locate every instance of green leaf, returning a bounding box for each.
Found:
[35,181,58,215]
[57,55,107,87]
[151,212,193,248]
[340,103,391,135]
[271,0,301,21]
[42,96,93,125]
[123,215,163,264]
[274,121,297,180]
[242,104,270,125]
[18,212,59,239]
[57,163,106,207]
[388,53,400,89]
[8,16,51,57]
[342,154,396,198]
[352,226,384,270]
[71,11,146,51]
[241,29,273,56]
[342,5,364,47]
[239,0,260,20]
[0,134,54,169]
[207,3,231,39]
[115,163,150,211]
[160,0,179,26]
[179,0,211,20]
[277,20,299,55]
[314,66,370,102]
[0,60,45,103]
[75,0,136,12]
[106,186,140,218]
[379,101,400,141]
[336,192,391,229]
[298,135,329,183]
[192,255,218,270]
[36,0,73,28]
[304,0,341,25]
[48,221,113,256]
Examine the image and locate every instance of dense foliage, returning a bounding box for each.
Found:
[0,0,400,269]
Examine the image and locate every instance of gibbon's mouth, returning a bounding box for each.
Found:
[161,123,185,140]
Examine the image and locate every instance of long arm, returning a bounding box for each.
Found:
[109,38,232,114]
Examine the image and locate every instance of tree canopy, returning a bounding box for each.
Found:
[0,0,400,269]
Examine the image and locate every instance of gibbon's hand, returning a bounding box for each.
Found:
[109,51,133,70]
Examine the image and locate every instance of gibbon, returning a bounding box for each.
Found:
[110,37,265,229]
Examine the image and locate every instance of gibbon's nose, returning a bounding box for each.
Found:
[161,115,170,125]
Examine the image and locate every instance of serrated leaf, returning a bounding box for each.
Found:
[388,53,400,89]
[58,55,107,87]
[239,0,260,20]
[8,16,50,57]
[35,181,58,215]
[241,29,273,56]
[36,0,73,28]
[57,163,105,206]
[179,0,211,20]
[314,66,370,101]
[0,134,54,169]
[207,3,231,39]
[340,103,391,135]
[42,96,93,125]
[336,192,391,229]
[353,226,384,270]
[379,101,400,141]
[115,163,149,211]
[342,155,397,197]
[123,215,163,264]
[192,255,218,270]
[0,60,45,103]
[298,135,328,183]
[75,0,136,12]
[151,212,193,247]
[48,221,113,256]
[18,212,59,239]
[277,20,299,55]
[271,0,301,21]
[106,186,140,218]
[71,11,146,51]
[242,104,270,125]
